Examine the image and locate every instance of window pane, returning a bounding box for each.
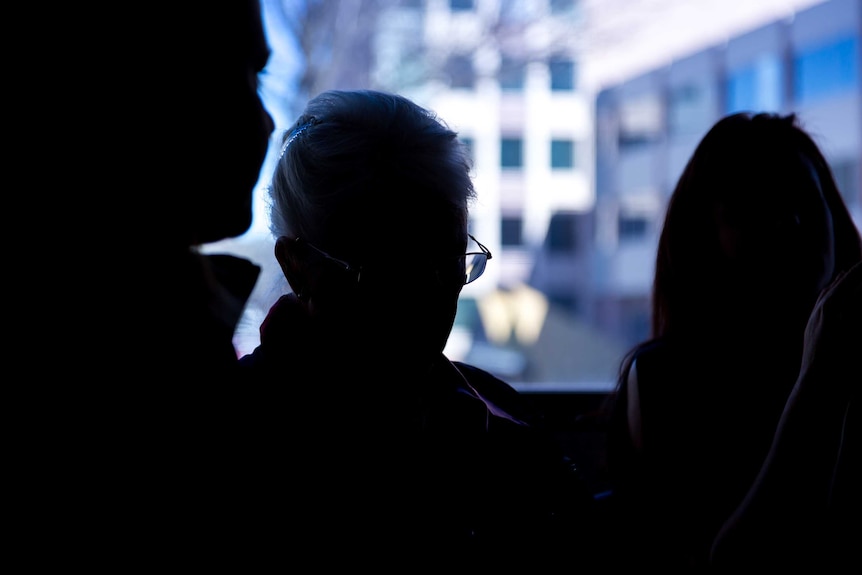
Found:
[550,0,577,16]
[618,215,649,240]
[446,54,475,89]
[617,95,663,149]
[501,216,524,246]
[668,83,713,136]
[459,136,474,162]
[547,212,578,253]
[831,159,860,209]
[501,138,523,168]
[550,57,575,91]
[794,36,859,104]
[551,139,575,169]
[500,0,531,22]
[499,56,525,91]
[726,54,783,113]
[449,0,474,11]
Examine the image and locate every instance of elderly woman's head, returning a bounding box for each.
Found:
[267,89,485,368]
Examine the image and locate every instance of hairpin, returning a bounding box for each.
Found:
[279,121,314,158]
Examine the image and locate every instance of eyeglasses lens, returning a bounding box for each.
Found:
[464,254,487,285]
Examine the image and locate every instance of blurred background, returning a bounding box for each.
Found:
[206,0,861,390]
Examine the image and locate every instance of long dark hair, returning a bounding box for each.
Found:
[610,111,862,396]
[651,111,862,339]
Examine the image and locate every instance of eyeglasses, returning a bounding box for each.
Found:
[463,235,492,285]
[297,234,492,287]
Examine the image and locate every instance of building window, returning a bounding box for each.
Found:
[549,0,577,16]
[459,136,474,162]
[501,216,524,246]
[551,139,575,169]
[446,54,475,89]
[501,137,523,168]
[500,0,531,22]
[617,95,663,150]
[668,82,713,136]
[546,212,577,253]
[499,56,525,91]
[831,159,860,208]
[726,53,784,114]
[449,0,474,11]
[549,57,575,91]
[618,214,649,241]
[794,36,859,104]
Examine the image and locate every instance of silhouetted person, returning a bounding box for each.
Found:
[710,259,861,571]
[158,4,274,376]
[27,2,283,568]
[239,89,610,569]
[603,111,862,569]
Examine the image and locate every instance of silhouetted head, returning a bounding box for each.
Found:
[268,89,483,371]
[163,0,275,247]
[652,111,862,339]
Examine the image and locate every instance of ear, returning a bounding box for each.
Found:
[275,235,308,296]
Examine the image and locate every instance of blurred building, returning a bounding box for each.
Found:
[589,0,861,347]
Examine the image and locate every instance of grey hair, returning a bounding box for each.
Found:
[266,89,475,248]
